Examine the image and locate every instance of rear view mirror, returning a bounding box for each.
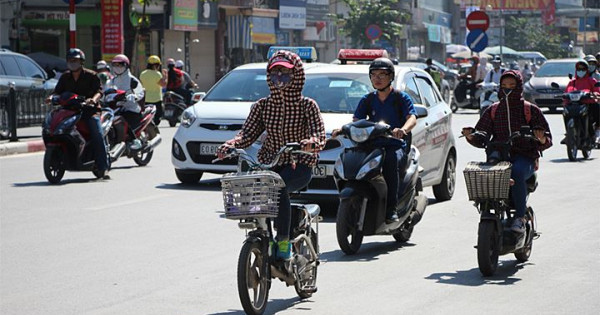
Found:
[414,105,428,118]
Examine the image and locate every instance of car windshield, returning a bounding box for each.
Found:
[303,73,373,113]
[534,62,575,77]
[203,68,270,102]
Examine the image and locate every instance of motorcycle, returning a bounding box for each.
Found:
[102,89,162,166]
[552,82,599,161]
[42,92,114,184]
[479,81,499,116]
[332,119,428,254]
[451,76,482,113]
[462,127,540,276]
[215,144,320,315]
[163,88,204,127]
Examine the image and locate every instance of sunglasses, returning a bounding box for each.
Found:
[270,67,293,75]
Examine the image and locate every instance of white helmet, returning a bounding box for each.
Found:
[175,60,184,69]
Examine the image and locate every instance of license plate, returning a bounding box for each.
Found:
[312,165,329,178]
[164,109,174,117]
[199,143,220,155]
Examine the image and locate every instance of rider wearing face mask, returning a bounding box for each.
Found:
[584,55,600,81]
[462,70,552,233]
[106,54,146,151]
[565,59,600,145]
[216,50,325,261]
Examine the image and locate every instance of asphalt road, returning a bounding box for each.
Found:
[1,112,598,315]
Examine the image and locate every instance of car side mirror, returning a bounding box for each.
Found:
[414,105,428,118]
[550,82,560,89]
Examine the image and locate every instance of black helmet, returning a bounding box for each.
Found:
[66,48,85,61]
[369,57,395,80]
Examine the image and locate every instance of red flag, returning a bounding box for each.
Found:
[541,0,556,26]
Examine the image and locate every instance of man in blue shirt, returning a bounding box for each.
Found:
[348,57,417,223]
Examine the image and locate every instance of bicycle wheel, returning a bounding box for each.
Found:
[237,240,270,315]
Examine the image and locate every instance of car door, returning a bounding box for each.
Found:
[0,55,29,92]
[414,75,451,184]
[15,55,48,91]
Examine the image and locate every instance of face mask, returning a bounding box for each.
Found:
[589,65,596,72]
[113,66,126,75]
[576,70,587,78]
[67,62,81,72]
[502,88,513,97]
[270,72,293,89]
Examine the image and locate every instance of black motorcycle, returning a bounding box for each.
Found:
[451,76,481,113]
[333,120,428,255]
[552,82,599,161]
[163,89,203,127]
[462,127,540,276]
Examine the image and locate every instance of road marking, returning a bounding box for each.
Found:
[86,193,172,211]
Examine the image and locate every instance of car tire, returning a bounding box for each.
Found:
[175,169,203,184]
[433,152,456,201]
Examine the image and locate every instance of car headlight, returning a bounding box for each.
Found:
[180,109,197,128]
[356,155,382,180]
[350,126,373,143]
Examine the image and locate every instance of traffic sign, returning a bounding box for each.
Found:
[466,29,488,53]
[365,24,382,40]
[466,11,489,31]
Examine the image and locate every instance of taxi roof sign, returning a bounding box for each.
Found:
[337,49,389,64]
[267,46,318,62]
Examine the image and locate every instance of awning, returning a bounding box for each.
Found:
[227,15,252,49]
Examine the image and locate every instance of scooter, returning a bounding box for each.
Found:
[332,120,428,255]
[552,82,599,161]
[451,76,482,113]
[42,92,114,184]
[462,127,540,276]
[479,81,499,116]
[103,88,162,166]
[163,89,204,127]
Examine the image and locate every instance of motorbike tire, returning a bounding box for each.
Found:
[450,99,458,113]
[477,220,500,277]
[582,146,592,160]
[294,229,318,299]
[168,118,177,127]
[515,207,536,262]
[336,198,364,255]
[237,240,270,315]
[133,131,154,166]
[175,169,203,184]
[433,153,456,201]
[566,127,578,161]
[44,146,65,184]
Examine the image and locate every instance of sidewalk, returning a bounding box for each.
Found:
[0,126,45,157]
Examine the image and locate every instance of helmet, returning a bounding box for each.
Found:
[111,54,130,66]
[147,55,161,65]
[491,56,502,64]
[576,59,589,71]
[96,60,108,70]
[166,58,175,66]
[369,58,394,73]
[66,48,85,61]
[175,60,184,68]
[584,54,597,64]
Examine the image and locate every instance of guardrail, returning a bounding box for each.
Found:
[0,86,50,141]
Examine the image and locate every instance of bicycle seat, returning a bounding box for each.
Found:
[526,173,538,193]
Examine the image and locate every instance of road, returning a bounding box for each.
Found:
[1,112,598,315]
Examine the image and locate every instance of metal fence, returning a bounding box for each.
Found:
[0,88,50,140]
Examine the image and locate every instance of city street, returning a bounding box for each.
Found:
[1,111,598,315]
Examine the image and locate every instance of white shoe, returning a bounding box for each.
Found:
[129,139,142,151]
[511,217,526,233]
[595,130,600,145]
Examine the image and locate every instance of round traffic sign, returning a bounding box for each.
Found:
[365,24,382,40]
[466,29,488,53]
[466,11,489,31]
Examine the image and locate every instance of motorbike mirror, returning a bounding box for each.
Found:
[414,105,428,119]
[595,82,600,87]
[550,82,560,89]
[568,73,573,80]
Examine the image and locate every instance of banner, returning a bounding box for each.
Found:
[172,0,198,31]
[101,0,123,60]
[279,0,307,30]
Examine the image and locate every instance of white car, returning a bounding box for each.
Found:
[172,49,457,202]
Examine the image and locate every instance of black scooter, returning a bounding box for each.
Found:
[333,120,428,255]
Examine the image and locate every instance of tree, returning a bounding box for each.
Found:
[503,16,569,59]
[337,0,409,49]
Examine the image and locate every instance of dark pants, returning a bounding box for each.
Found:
[121,111,142,140]
[147,101,163,125]
[589,103,599,134]
[84,116,109,171]
[274,164,312,240]
[169,88,192,105]
[379,139,407,215]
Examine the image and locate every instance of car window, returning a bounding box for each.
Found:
[402,75,422,105]
[414,76,437,107]
[534,62,575,77]
[203,69,270,102]
[0,56,22,77]
[16,57,45,79]
[304,73,372,113]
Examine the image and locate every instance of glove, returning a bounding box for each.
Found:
[126,94,136,103]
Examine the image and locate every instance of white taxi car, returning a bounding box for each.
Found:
[172,48,456,202]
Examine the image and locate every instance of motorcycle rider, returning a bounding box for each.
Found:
[106,54,145,151]
[175,59,199,105]
[484,56,506,85]
[48,48,109,179]
[95,60,112,89]
[140,55,167,125]
[333,57,417,224]
[216,50,325,260]
[424,58,442,90]
[462,70,553,233]
[459,56,486,102]
[565,59,600,145]
[584,55,600,81]
[165,58,187,103]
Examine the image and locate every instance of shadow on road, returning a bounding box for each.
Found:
[549,157,595,163]
[155,178,221,191]
[207,296,313,315]
[13,177,104,187]
[424,260,534,286]
[320,241,415,263]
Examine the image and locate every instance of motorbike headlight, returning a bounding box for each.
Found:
[334,156,344,180]
[350,126,373,143]
[568,93,581,102]
[356,155,382,180]
[180,109,197,128]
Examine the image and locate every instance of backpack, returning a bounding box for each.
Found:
[487,68,505,82]
[363,90,412,147]
[490,100,532,124]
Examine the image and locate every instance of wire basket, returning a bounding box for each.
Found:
[220,171,286,220]
[463,161,512,201]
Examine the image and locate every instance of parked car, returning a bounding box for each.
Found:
[398,62,452,104]
[518,51,547,67]
[172,48,457,202]
[0,49,57,138]
[523,58,578,112]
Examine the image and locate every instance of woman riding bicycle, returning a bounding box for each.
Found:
[217,50,326,260]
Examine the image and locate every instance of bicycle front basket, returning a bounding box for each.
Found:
[220,171,286,219]
[463,161,512,201]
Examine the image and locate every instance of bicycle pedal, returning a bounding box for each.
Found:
[302,285,318,293]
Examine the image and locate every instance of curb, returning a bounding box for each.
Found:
[0,140,45,157]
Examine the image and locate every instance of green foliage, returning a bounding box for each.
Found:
[337,0,409,48]
[504,16,570,59]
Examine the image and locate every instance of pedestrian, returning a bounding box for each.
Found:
[140,55,167,125]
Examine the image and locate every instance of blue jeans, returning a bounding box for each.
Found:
[510,154,535,218]
[274,164,312,240]
[84,116,109,171]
